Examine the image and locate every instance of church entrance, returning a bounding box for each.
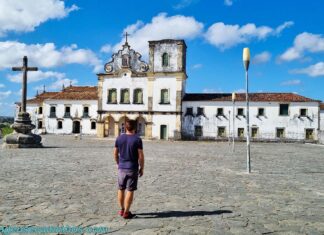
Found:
[136,117,146,136]
[73,121,80,134]
[104,116,115,137]
[118,116,128,135]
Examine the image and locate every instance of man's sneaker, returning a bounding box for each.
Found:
[123,211,135,219]
[118,209,124,216]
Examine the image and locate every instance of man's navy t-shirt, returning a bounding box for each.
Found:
[115,134,143,170]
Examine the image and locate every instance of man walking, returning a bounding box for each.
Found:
[114,119,144,219]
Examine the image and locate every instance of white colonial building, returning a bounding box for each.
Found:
[20,86,98,135]
[182,93,321,141]
[19,39,323,142]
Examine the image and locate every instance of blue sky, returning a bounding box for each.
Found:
[0,0,324,116]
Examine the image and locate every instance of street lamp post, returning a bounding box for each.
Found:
[232,92,236,152]
[243,48,251,173]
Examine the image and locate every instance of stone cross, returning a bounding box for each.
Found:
[124,32,130,43]
[12,56,38,113]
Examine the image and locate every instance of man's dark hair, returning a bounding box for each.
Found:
[125,119,137,132]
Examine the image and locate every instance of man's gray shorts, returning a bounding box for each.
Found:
[118,169,138,191]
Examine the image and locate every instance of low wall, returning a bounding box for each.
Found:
[319,131,324,144]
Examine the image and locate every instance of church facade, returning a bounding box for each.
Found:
[20,39,323,142]
[96,39,187,140]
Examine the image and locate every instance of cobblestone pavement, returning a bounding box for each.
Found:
[0,136,324,235]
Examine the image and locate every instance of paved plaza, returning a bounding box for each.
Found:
[0,136,323,235]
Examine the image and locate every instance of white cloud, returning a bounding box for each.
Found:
[280,79,301,86]
[100,44,113,54]
[224,0,233,6]
[192,63,203,69]
[113,13,203,58]
[275,21,294,35]
[202,88,223,93]
[0,41,102,72]
[0,83,5,88]
[279,32,324,62]
[205,21,293,50]
[252,51,271,64]
[0,90,12,100]
[291,62,324,77]
[7,70,65,83]
[0,0,78,37]
[173,0,198,9]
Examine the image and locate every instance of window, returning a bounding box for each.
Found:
[194,125,203,137]
[197,107,205,116]
[185,107,193,116]
[38,107,43,114]
[251,127,258,138]
[258,108,265,116]
[57,121,63,129]
[122,55,129,67]
[237,108,244,116]
[218,127,226,137]
[162,53,169,67]
[108,89,117,104]
[217,108,224,116]
[160,89,169,104]
[64,106,71,118]
[120,89,130,103]
[238,128,244,138]
[133,88,143,104]
[38,120,43,129]
[276,128,285,138]
[91,121,96,130]
[49,106,56,118]
[300,108,307,117]
[83,107,89,118]
[279,104,289,116]
[305,129,314,140]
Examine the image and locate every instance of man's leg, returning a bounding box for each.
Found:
[124,190,134,213]
[118,189,125,210]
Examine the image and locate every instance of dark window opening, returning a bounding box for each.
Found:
[38,107,43,114]
[276,128,285,138]
[300,108,307,117]
[217,108,224,116]
[238,128,244,138]
[258,108,265,116]
[197,107,205,117]
[185,107,193,116]
[91,121,96,130]
[50,106,56,118]
[83,106,89,118]
[162,53,169,67]
[133,89,143,104]
[194,125,203,137]
[237,108,244,116]
[305,129,314,140]
[251,127,258,138]
[218,127,226,137]
[64,106,71,118]
[279,104,289,116]
[122,55,129,67]
[57,121,63,129]
[38,120,43,129]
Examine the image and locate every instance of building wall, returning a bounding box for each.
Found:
[320,110,324,131]
[43,100,97,135]
[151,114,178,140]
[182,101,319,140]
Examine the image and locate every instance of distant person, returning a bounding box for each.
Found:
[114,119,144,219]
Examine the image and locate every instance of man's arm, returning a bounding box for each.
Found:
[138,149,144,177]
[114,147,119,165]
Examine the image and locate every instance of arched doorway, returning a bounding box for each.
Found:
[118,116,128,135]
[136,116,146,136]
[104,116,115,137]
[73,121,80,133]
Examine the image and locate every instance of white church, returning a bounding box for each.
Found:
[19,39,324,142]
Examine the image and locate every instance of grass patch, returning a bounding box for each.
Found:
[1,125,13,137]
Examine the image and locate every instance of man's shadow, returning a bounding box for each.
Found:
[135,210,232,219]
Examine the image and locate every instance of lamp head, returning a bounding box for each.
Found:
[232,92,236,101]
[243,47,250,71]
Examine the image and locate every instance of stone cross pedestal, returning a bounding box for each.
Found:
[3,56,42,148]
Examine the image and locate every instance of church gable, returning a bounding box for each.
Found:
[104,41,149,75]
